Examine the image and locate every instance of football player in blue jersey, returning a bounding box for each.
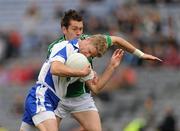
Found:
[20,9,162,131]
[19,34,125,131]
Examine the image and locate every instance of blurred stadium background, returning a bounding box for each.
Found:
[0,0,180,131]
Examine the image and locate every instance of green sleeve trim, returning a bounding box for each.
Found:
[80,34,90,40]
[105,35,112,48]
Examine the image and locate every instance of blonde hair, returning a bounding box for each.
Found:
[90,34,108,57]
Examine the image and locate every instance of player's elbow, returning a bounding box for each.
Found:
[50,65,64,76]
[86,81,101,94]
[91,90,98,95]
[50,65,58,75]
[91,86,101,95]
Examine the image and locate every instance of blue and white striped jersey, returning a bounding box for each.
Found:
[37,39,79,98]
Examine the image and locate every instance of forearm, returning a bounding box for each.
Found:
[87,64,116,94]
[51,61,84,77]
[110,36,162,61]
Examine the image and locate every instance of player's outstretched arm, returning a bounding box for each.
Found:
[85,49,124,94]
[110,36,162,62]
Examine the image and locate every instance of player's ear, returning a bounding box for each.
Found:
[62,26,67,34]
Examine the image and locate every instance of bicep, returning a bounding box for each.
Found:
[110,36,122,46]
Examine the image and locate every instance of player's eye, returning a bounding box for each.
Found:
[72,27,78,31]
[72,28,77,31]
[79,28,83,31]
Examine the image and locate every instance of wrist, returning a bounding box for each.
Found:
[108,63,117,71]
[133,49,144,58]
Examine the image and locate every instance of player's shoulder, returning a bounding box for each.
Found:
[48,36,65,48]
[53,36,66,44]
[50,40,68,52]
[49,40,69,57]
[52,35,66,43]
[58,36,66,42]
[55,40,69,47]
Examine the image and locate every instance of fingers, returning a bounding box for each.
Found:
[113,49,120,55]
[143,54,163,62]
[113,49,124,56]
[117,49,124,58]
[119,50,124,56]
[155,57,163,62]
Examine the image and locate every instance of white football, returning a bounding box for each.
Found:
[65,53,90,69]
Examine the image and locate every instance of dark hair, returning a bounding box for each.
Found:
[61,9,83,28]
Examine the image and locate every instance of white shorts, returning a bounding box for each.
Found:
[32,111,56,125]
[20,111,56,130]
[20,122,38,131]
[55,93,98,118]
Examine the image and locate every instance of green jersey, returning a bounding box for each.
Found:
[47,34,112,97]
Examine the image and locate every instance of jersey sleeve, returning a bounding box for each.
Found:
[47,36,65,59]
[80,34,90,40]
[49,41,69,63]
[104,34,112,48]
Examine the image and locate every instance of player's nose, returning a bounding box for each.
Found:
[76,30,82,36]
[76,33,81,37]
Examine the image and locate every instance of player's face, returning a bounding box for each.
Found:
[63,20,83,40]
[79,39,98,57]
